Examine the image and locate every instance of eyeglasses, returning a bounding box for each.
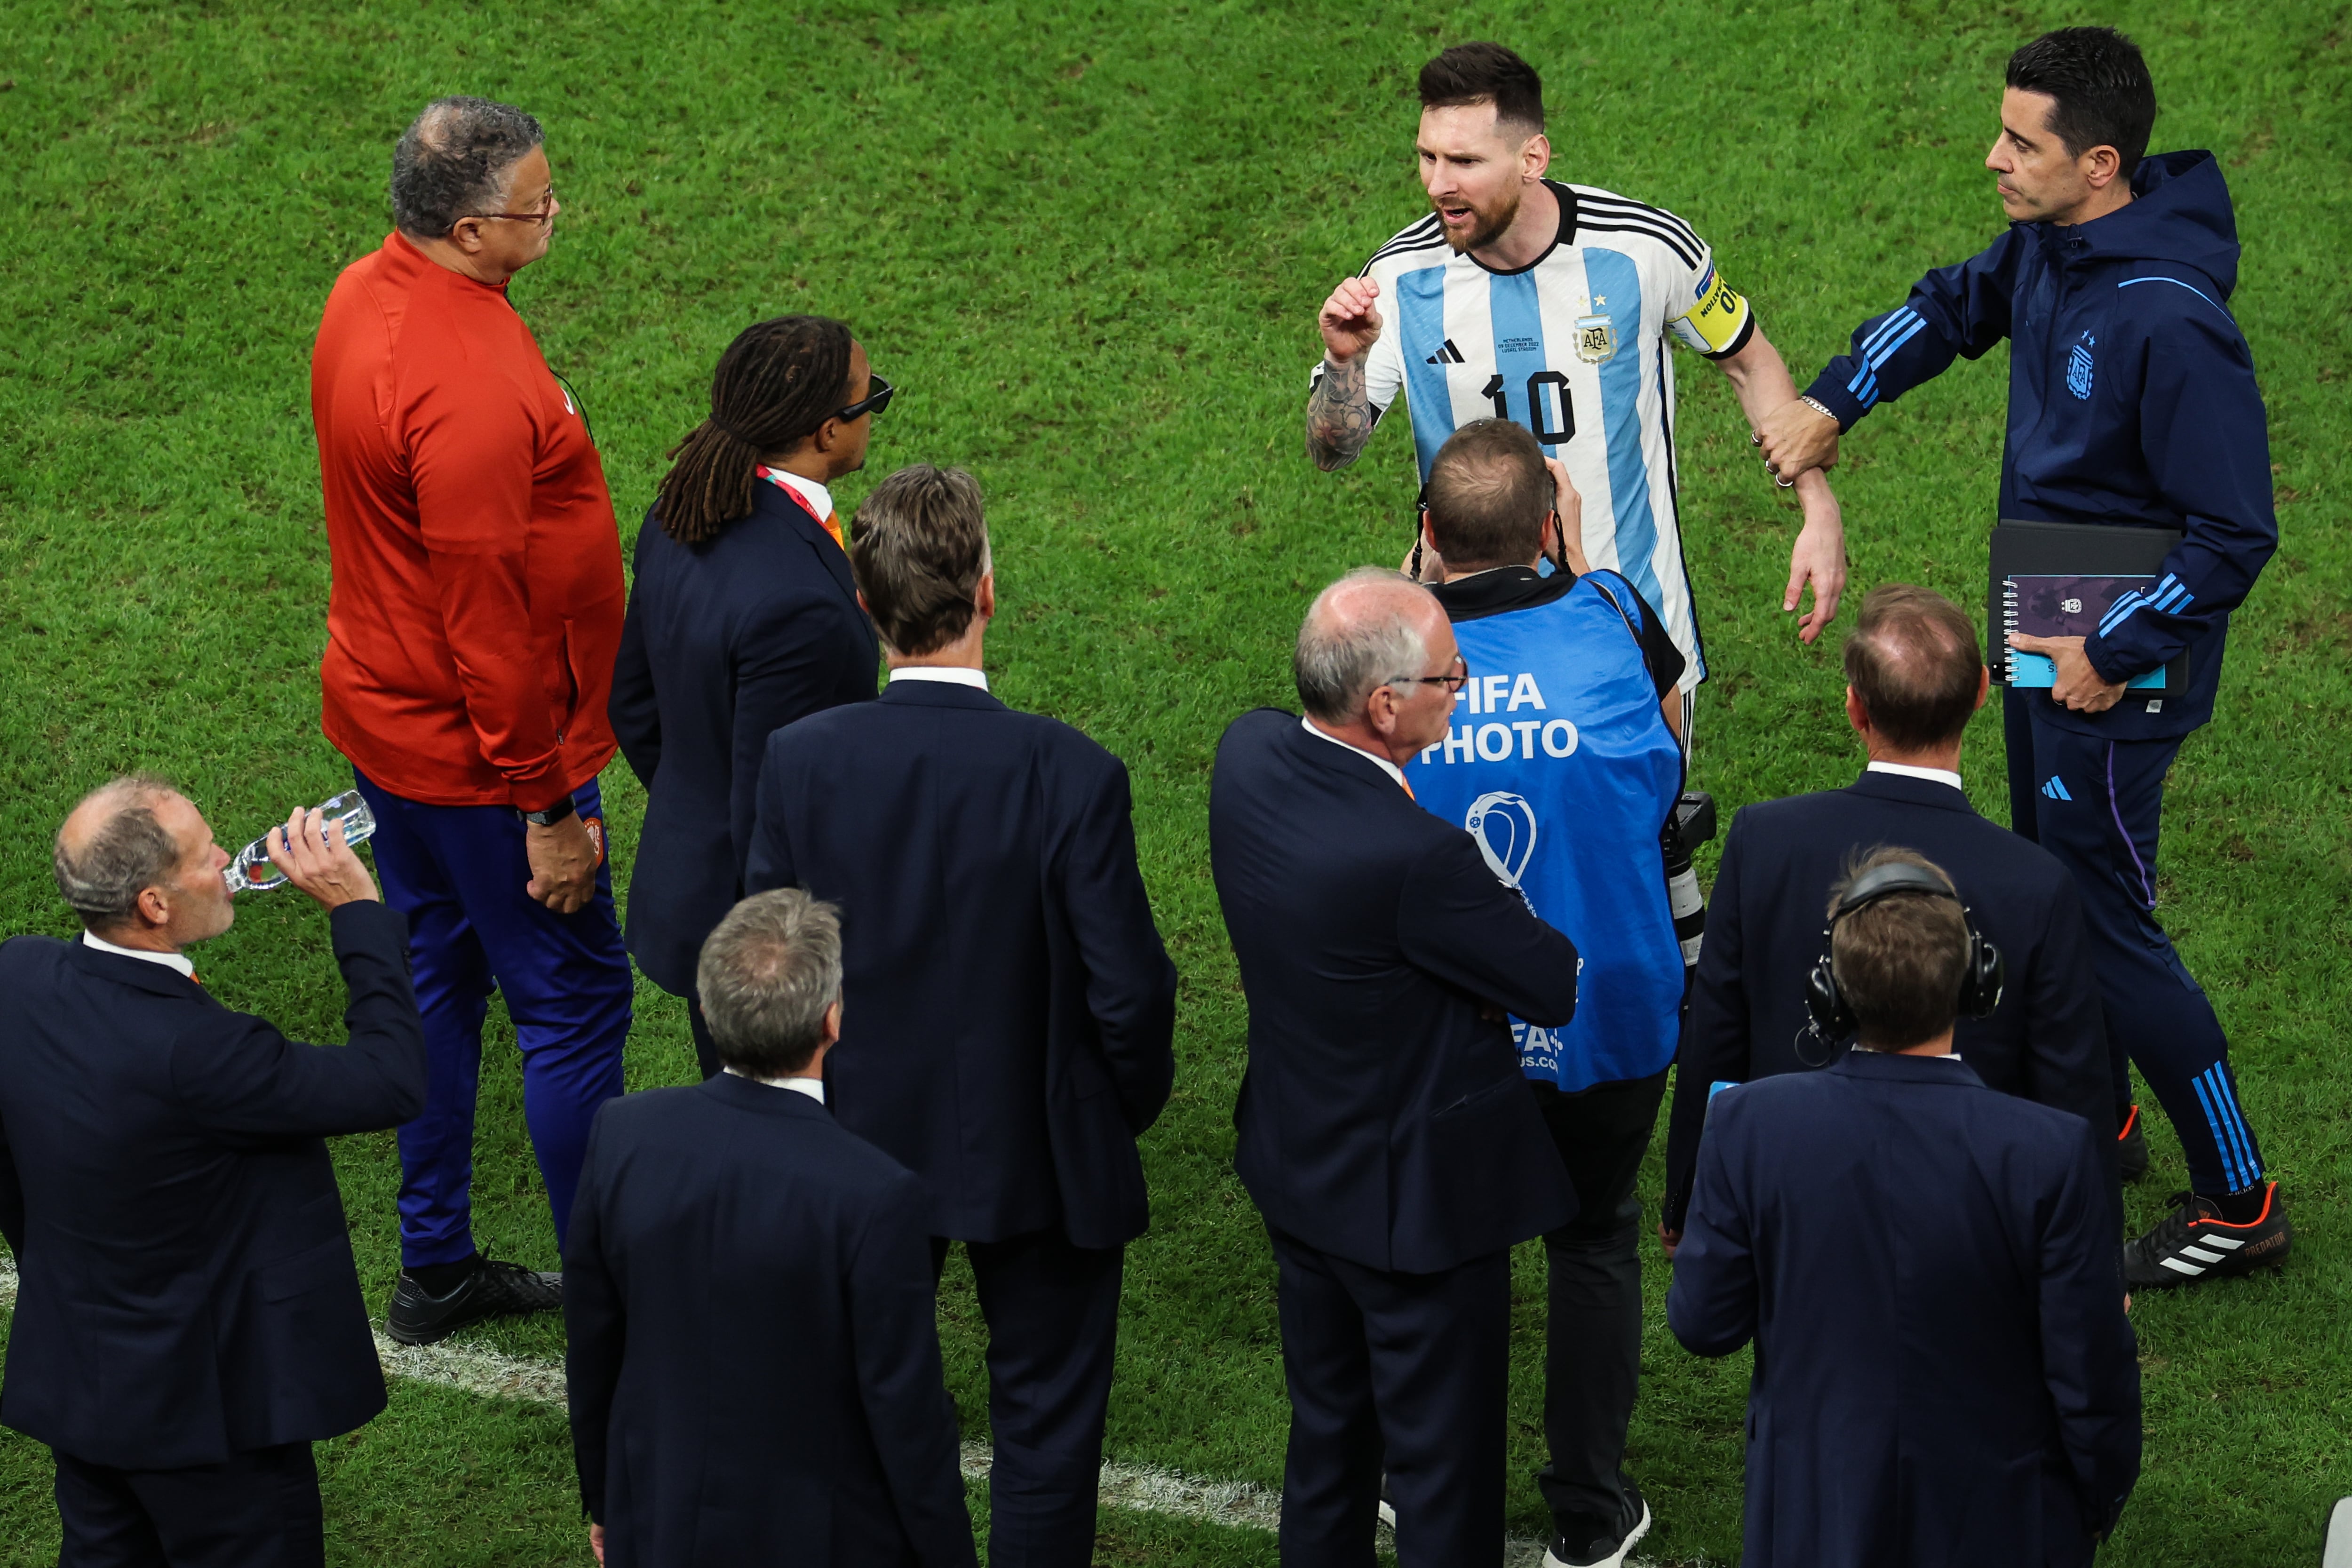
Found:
[836,374,895,423]
[1392,653,1469,694]
[461,185,558,230]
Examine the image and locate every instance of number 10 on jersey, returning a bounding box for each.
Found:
[1483,372,1575,445]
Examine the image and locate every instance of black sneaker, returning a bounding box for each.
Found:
[1545,1481,1652,1568]
[2122,1183,2290,1291]
[386,1256,563,1345]
[2116,1105,2150,1183]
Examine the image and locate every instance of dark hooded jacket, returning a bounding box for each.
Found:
[1805,151,2276,740]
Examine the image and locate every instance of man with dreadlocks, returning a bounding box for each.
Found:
[311,96,631,1346]
[609,314,891,1078]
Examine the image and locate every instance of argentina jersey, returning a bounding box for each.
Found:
[1313,181,1754,686]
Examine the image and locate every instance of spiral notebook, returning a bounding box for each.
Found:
[1989,520,2191,694]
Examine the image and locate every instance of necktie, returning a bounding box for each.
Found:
[820,512,847,553]
[1399,774,1416,802]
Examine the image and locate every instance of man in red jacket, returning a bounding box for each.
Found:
[311,96,633,1345]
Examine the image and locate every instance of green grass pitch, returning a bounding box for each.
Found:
[2,0,2347,1561]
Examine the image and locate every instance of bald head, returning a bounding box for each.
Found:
[1842,584,1986,751]
[1295,569,1447,724]
[56,776,186,932]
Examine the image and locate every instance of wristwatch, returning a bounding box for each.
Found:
[521,796,577,828]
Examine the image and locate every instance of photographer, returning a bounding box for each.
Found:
[1401,419,1685,1568]
[1668,849,2140,1567]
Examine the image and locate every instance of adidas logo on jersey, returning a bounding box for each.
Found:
[1424,339,1466,365]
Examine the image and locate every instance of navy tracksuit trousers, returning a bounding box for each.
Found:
[2005,690,2265,1196]
[353,771,634,1268]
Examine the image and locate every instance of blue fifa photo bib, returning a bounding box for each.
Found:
[1404,574,1685,1090]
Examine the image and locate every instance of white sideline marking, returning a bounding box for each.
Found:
[0,1261,1660,1564]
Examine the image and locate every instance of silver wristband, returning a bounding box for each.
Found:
[1798,394,1840,426]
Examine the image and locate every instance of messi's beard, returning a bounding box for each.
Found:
[1437,189,1522,254]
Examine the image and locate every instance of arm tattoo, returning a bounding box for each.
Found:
[1306,356,1375,471]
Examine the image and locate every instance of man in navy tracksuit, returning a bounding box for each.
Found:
[1757,26,2286,1290]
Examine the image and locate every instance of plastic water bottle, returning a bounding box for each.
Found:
[223,790,378,894]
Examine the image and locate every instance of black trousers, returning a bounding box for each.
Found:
[932,1228,1124,1568]
[55,1441,322,1568]
[1532,1069,1669,1528]
[1265,1224,1511,1568]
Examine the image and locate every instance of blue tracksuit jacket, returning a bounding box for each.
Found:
[1804,150,2277,741]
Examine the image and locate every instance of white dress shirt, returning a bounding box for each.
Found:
[81,930,195,978]
[1866,760,1963,793]
[757,466,834,525]
[1301,716,1407,790]
[722,1067,826,1104]
[888,666,990,692]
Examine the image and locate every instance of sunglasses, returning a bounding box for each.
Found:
[837,374,895,423]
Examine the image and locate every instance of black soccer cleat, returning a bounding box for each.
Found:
[2122,1183,2290,1291]
[1545,1481,1652,1568]
[386,1255,563,1345]
[2116,1104,2150,1183]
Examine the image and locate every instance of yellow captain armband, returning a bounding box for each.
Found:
[1669,265,1755,358]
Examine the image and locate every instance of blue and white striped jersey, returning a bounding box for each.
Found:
[1315,180,1753,686]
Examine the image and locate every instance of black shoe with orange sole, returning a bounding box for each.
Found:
[2123,1182,2290,1290]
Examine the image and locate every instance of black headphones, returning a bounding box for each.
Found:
[1800,861,2005,1062]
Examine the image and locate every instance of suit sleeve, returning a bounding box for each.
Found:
[608,529,661,790]
[2082,294,2278,684]
[0,1102,21,1258]
[850,1170,980,1568]
[729,589,869,891]
[1803,229,2026,427]
[2019,875,2121,1228]
[169,902,429,1142]
[2035,1120,2143,1541]
[562,1108,620,1525]
[1663,810,1753,1234]
[1396,830,1580,1027]
[741,730,801,896]
[1665,1096,1759,1357]
[407,364,572,810]
[1053,757,1179,1137]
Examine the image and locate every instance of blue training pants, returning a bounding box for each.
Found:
[353,771,633,1268]
[2004,691,2265,1196]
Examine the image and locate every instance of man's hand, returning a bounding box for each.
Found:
[526,812,601,915]
[264,805,379,910]
[589,1523,605,1564]
[1317,275,1383,364]
[1401,538,1446,584]
[1755,397,1840,484]
[1658,1223,1681,1261]
[1785,478,1847,644]
[2009,633,2128,713]
[1542,457,1592,574]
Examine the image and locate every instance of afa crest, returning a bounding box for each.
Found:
[2066,333,2096,400]
[1574,314,1617,365]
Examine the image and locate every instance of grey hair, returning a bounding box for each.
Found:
[390,96,545,238]
[1293,567,1432,724]
[53,774,183,931]
[696,889,844,1078]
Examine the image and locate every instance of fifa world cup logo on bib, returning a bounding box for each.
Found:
[1465,792,1541,914]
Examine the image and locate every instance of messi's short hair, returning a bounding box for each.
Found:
[2007,27,2157,180]
[1419,43,1545,136]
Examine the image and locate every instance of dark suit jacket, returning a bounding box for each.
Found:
[0,903,426,1468]
[564,1076,975,1568]
[1208,708,1579,1274]
[745,679,1177,1250]
[609,481,880,995]
[1664,769,2114,1233]
[1668,1051,2140,1568]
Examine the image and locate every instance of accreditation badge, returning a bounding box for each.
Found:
[1574,314,1617,365]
